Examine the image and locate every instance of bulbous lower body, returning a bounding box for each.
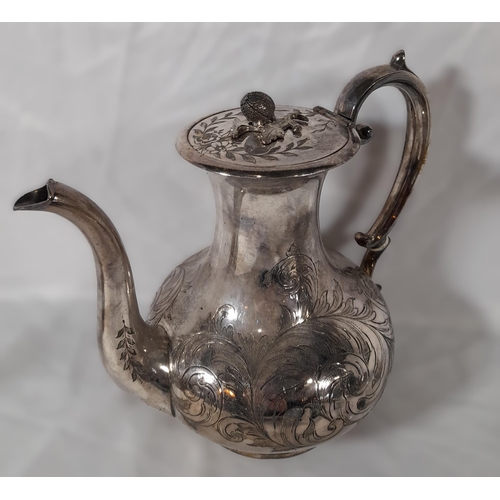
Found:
[148,243,394,458]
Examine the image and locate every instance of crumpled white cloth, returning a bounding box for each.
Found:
[1,22,499,476]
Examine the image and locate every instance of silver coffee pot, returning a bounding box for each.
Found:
[14,50,430,459]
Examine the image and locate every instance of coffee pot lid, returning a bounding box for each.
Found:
[176,91,366,177]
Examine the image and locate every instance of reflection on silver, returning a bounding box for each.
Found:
[13,51,430,458]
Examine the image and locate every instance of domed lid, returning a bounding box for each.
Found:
[176,92,369,178]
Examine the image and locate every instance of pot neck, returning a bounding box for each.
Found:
[208,172,327,276]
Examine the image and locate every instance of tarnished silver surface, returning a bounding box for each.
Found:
[334,50,431,276]
[13,51,430,459]
[180,105,356,176]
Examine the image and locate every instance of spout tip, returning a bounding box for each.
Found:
[13,179,55,211]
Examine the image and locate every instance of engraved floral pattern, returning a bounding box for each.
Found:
[148,247,209,327]
[338,265,386,308]
[169,245,394,453]
[190,110,318,164]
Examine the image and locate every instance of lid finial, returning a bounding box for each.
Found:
[240,92,276,125]
[232,91,309,145]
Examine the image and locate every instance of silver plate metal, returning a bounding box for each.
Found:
[177,105,360,177]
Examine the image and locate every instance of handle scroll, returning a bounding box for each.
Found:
[334,50,431,277]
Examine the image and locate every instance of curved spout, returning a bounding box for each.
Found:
[14,179,172,414]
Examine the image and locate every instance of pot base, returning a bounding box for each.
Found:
[225,447,314,459]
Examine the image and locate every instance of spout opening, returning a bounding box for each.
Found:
[14,180,54,211]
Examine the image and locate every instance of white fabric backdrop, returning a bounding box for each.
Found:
[1,22,499,476]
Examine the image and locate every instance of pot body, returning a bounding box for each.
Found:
[148,172,394,458]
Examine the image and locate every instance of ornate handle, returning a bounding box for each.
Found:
[333,50,431,277]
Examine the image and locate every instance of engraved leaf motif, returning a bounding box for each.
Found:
[148,266,185,326]
[116,323,144,384]
[268,244,317,317]
[242,155,257,164]
[190,108,324,165]
[170,243,394,452]
[312,290,332,318]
